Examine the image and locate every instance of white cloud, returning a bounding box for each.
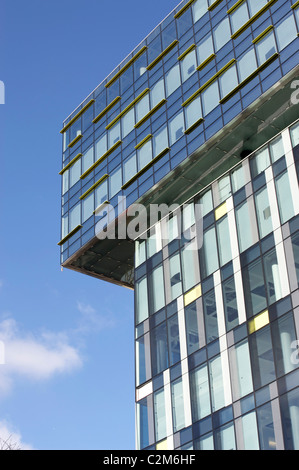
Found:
[76,301,116,334]
[0,420,33,450]
[0,317,82,397]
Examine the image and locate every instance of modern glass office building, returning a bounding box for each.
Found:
[59,0,299,450]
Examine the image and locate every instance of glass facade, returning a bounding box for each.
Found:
[59,0,299,451]
[135,122,299,450]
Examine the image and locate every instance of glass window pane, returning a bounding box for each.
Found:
[168,313,180,366]
[134,53,147,78]
[231,3,249,33]
[150,265,165,313]
[291,232,299,287]
[216,175,231,205]
[222,276,239,331]
[137,398,150,449]
[185,301,200,355]
[190,364,211,421]
[201,226,219,278]
[151,322,168,375]
[275,171,295,224]
[256,32,276,66]
[162,22,177,49]
[151,79,165,108]
[169,253,182,300]
[231,339,253,400]
[238,47,257,82]
[280,388,299,450]
[70,118,81,142]
[153,125,168,157]
[192,0,208,23]
[95,134,107,159]
[235,200,255,253]
[203,288,219,343]
[62,214,68,238]
[242,258,267,317]
[185,96,202,129]
[276,13,297,51]
[263,248,282,305]
[137,139,152,170]
[181,50,197,82]
[136,94,150,123]
[121,107,135,138]
[124,152,137,183]
[219,65,238,99]
[136,277,148,324]
[270,135,284,163]
[202,81,219,116]
[108,121,121,147]
[171,378,185,433]
[120,65,133,94]
[199,189,213,216]
[248,0,265,16]
[209,355,225,412]
[216,216,232,267]
[135,240,146,268]
[242,412,260,450]
[154,389,167,442]
[213,18,231,52]
[69,203,81,231]
[231,164,246,192]
[254,186,273,239]
[109,166,122,198]
[169,111,185,145]
[181,241,199,292]
[136,334,151,386]
[195,433,214,450]
[62,170,69,195]
[272,312,298,377]
[250,147,270,178]
[290,121,299,148]
[82,193,94,222]
[95,180,108,207]
[250,325,276,389]
[256,402,276,450]
[165,64,181,97]
[82,146,94,174]
[70,159,81,188]
[197,33,214,65]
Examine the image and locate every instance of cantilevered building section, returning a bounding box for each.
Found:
[59,0,299,450]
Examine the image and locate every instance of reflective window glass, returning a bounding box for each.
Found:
[181,241,199,291]
[202,81,219,116]
[70,118,82,142]
[136,398,150,449]
[169,111,185,145]
[242,257,267,317]
[256,32,276,66]
[250,325,276,389]
[109,166,122,198]
[134,53,147,78]
[135,240,146,268]
[95,134,107,159]
[201,226,219,278]
[62,214,68,238]
[291,232,299,287]
[209,355,225,412]
[150,79,165,108]
[192,0,208,23]
[231,164,246,192]
[181,49,197,82]
[250,147,270,178]
[121,107,135,138]
[69,203,81,231]
[280,388,299,450]
[230,339,253,400]
[263,248,282,305]
[275,171,295,224]
[70,159,81,188]
[185,301,200,355]
[241,412,260,450]
[95,180,108,207]
[290,121,299,148]
[197,33,214,66]
[124,152,137,184]
[272,312,298,377]
[153,125,168,157]
[219,64,238,99]
[168,313,180,366]
[82,146,94,174]
[256,402,276,450]
[213,18,231,51]
[137,139,152,170]
[222,276,239,331]
[199,189,213,216]
[136,276,149,324]
[154,389,167,442]
[136,94,150,123]
[150,265,165,313]
[136,334,150,386]
[238,47,257,82]
[185,95,202,130]
[276,13,297,51]
[235,199,256,253]
[248,0,265,16]
[62,170,69,195]
[108,121,121,147]
[231,2,249,34]
[120,65,133,94]
[269,136,284,163]
[254,186,273,239]
[190,364,211,421]
[216,215,232,267]
[165,64,181,97]
[169,253,182,301]
[82,193,94,222]
[171,378,185,432]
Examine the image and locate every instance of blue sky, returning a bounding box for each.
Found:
[0,0,179,450]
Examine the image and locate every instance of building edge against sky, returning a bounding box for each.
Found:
[59,0,299,450]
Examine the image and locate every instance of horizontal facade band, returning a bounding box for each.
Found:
[252,25,274,44]
[178,43,196,61]
[134,134,152,150]
[174,0,196,18]
[68,134,83,148]
[105,46,148,88]
[59,153,82,175]
[219,53,280,104]
[121,148,170,190]
[92,96,121,124]
[60,100,95,134]
[291,0,299,9]
[184,117,204,135]
[106,88,150,130]
[134,99,167,128]
[207,0,223,11]
[227,0,245,15]
[231,0,278,40]
[79,174,109,200]
[146,40,179,71]
[93,200,110,215]
[57,224,82,246]
[80,140,122,179]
